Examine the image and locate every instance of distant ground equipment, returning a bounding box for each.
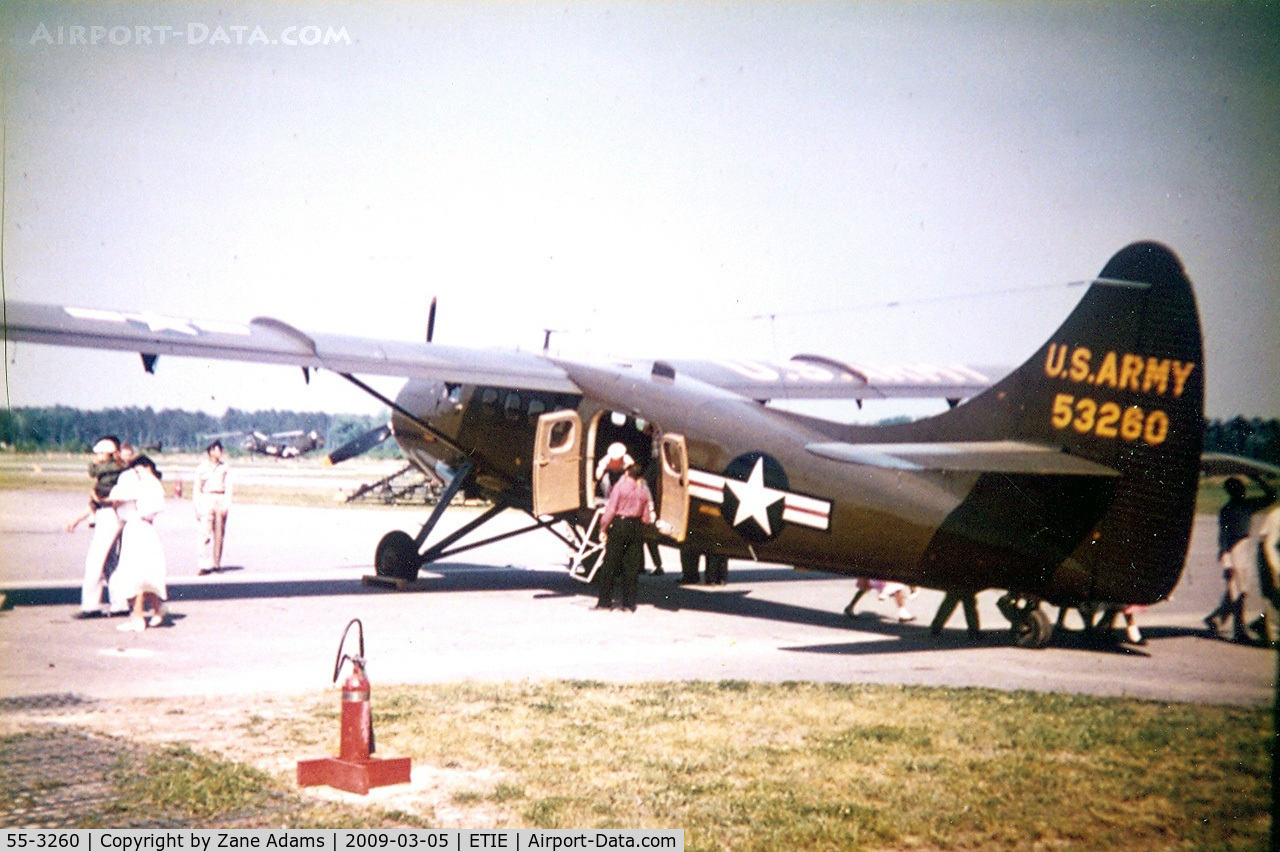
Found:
[345,463,444,505]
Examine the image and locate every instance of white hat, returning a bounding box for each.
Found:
[92,438,117,454]
[607,442,627,460]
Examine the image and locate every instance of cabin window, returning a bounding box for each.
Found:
[527,398,547,420]
[662,439,685,476]
[548,419,575,451]
[504,392,523,420]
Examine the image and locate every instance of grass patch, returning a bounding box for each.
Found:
[19,683,1266,844]
[269,681,1269,849]
[112,743,281,819]
[0,453,413,508]
[105,742,426,828]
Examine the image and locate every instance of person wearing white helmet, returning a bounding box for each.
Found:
[594,441,634,499]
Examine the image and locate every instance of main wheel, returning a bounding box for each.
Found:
[375,530,420,582]
[1013,608,1053,649]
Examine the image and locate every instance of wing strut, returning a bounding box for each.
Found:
[413,459,474,550]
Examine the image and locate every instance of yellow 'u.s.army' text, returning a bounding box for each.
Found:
[1043,344,1195,398]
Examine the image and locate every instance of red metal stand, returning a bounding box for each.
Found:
[297,619,411,795]
[297,754,412,795]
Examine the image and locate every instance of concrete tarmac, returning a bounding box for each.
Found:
[0,488,1274,706]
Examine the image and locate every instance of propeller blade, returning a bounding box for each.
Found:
[427,297,437,344]
[326,424,392,465]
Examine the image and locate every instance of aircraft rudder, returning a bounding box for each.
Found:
[989,242,1201,454]
[911,242,1204,605]
[1014,241,1204,602]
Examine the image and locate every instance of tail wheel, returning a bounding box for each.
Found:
[998,593,1054,649]
[375,530,420,583]
[1013,608,1053,649]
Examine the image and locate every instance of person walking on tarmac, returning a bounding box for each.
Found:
[1204,474,1277,642]
[66,436,124,619]
[105,455,169,631]
[195,439,232,574]
[1254,504,1280,645]
[595,463,654,612]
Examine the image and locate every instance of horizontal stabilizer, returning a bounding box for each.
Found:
[666,357,1007,401]
[806,440,1121,476]
[1200,452,1280,479]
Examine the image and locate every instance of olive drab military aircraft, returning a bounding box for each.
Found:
[203,428,327,459]
[5,242,1204,647]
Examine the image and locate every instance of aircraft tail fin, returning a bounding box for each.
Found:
[865,242,1204,604]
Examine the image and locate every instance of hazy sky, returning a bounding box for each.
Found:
[2,1,1277,420]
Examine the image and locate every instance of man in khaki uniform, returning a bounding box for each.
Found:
[194,440,232,574]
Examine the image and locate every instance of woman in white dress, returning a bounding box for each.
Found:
[106,455,168,631]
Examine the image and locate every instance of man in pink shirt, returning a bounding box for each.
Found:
[596,463,654,612]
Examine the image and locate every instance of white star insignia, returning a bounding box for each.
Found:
[724,457,785,536]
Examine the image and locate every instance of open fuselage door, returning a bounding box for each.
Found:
[532,410,583,516]
[659,432,690,542]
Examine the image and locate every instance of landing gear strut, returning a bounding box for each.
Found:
[372,458,480,584]
[997,593,1054,649]
[369,458,586,586]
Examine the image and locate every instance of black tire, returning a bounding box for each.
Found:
[1013,608,1053,649]
[375,530,420,582]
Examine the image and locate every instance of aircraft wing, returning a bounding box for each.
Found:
[4,301,580,393]
[6,301,1001,402]
[666,355,1007,401]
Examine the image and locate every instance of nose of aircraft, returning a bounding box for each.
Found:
[393,379,455,421]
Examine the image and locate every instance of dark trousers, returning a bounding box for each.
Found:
[680,551,728,584]
[931,591,980,636]
[645,540,663,570]
[598,517,645,609]
[681,549,701,583]
[705,553,728,584]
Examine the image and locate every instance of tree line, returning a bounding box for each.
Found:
[0,405,400,457]
[1,406,1276,465]
[1204,417,1280,466]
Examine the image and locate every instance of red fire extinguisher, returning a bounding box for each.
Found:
[298,618,411,794]
[334,618,374,761]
